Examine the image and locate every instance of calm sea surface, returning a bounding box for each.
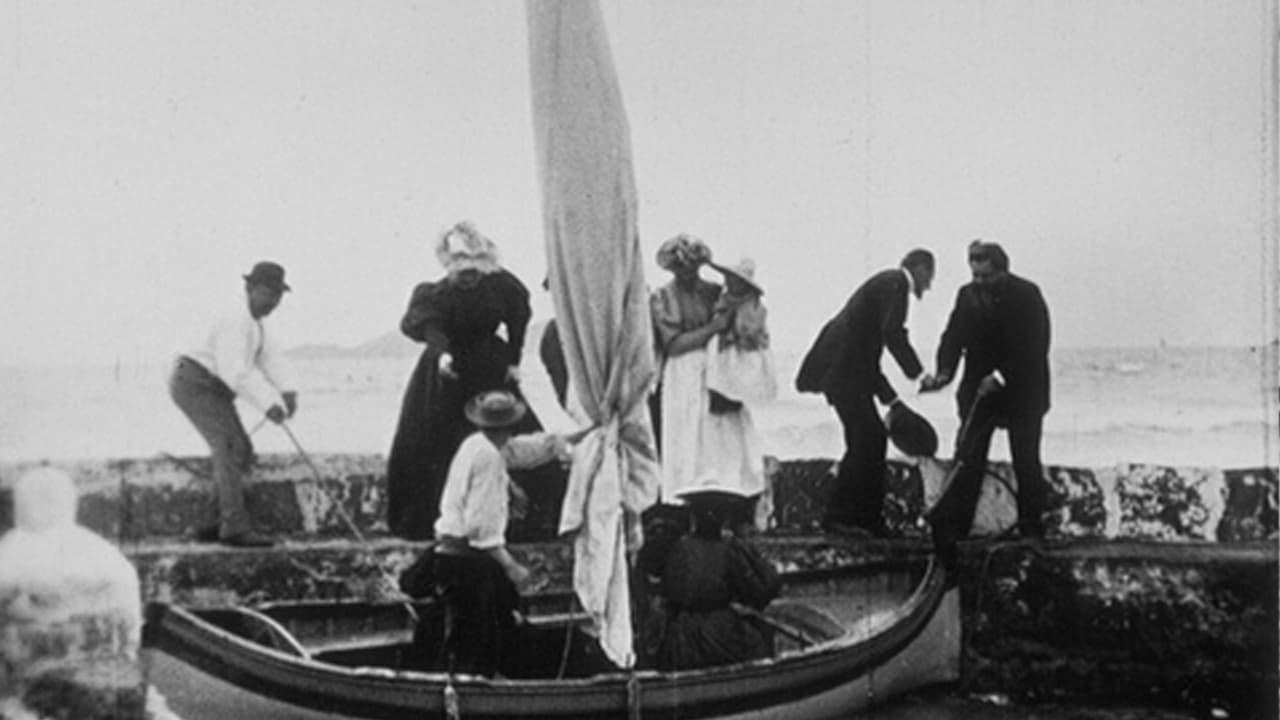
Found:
[2,344,1275,468]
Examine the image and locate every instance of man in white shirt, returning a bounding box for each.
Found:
[168,261,298,548]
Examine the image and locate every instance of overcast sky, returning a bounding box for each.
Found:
[1,0,1275,367]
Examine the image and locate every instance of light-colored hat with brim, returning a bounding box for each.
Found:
[673,475,751,506]
[436,221,501,274]
[711,257,763,295]
[464,390,527,429]
[656,233,712,271]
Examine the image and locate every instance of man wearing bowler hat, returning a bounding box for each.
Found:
[795,249,936,538]
[168,261,298,548]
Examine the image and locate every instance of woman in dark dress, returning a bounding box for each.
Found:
[387,221,542,539]
[639,484,782,671]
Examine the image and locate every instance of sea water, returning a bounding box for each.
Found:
[1,344,1274,469]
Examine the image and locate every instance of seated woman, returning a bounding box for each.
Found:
[640,480,782,672]
[400,390,590,676]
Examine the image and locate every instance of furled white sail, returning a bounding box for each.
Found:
[526,0,660,669]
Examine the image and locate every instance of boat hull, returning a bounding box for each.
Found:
[143,559,958,719]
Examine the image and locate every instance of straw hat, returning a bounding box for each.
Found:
[464,390,527,429]
[711,257,763,294]
[656,234,712,271]
[436,221,500,274]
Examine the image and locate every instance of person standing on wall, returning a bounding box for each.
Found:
[920,240,1052,565]
[168,261,298,548]
[795,249,936,538]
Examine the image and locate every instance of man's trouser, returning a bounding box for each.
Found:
[928,389,1048,545]
[168,356,253,538]
[825,392,889,533]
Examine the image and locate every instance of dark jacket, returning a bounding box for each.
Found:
[386,269,541,539]
[795,268,923,403]
[935,273,1051,421]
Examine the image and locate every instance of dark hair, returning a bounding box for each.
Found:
[900,248,934,271]
[967,240,1009,271]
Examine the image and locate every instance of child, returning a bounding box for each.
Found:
[706,258,778,409]
[406,390,592,676]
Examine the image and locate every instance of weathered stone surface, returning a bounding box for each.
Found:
[1115,464,1224,540]
[2,455,1276,543]
[1218,467,1279,542]
[1045,464,1107,537]
[767,458,834,534]
[957,541,1278,719]
[884,462,928,537]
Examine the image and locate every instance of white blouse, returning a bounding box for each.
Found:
[185,296,294,412]
[434,431,566,550]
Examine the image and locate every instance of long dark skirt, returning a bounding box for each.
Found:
[656,606,773,672]
[404,551,519,677]
[386,340,542,539]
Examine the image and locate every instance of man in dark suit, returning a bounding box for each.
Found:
[921,240,1051,554]
[796,249,935,537]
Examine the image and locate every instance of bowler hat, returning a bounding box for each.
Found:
[886,401,939,457]
[243,261,291,292]
[464,390,528,429]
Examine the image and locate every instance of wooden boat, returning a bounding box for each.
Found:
[143,550,958,719]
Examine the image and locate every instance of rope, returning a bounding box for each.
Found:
[626,670,641,720]
[443,675,460,720]
[555,596,580,680]
[276,420,419,624]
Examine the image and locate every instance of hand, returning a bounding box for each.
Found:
[977,373,1004,398]
[704,307,730,333]
[282,391,298,418]
[438,353,457,379]
[563,423,600,446]
[505,561,531,587]
[514,568,548,595]
[266,405,287,424]
[919,372,950,393]
[505,365,521,384]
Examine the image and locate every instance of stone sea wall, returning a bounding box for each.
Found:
[0,453,1274,543]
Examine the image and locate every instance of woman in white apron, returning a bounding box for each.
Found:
[650,238,769,511]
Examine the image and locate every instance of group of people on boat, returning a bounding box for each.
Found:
[381,224,785,675]
[167,221,1051,677]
